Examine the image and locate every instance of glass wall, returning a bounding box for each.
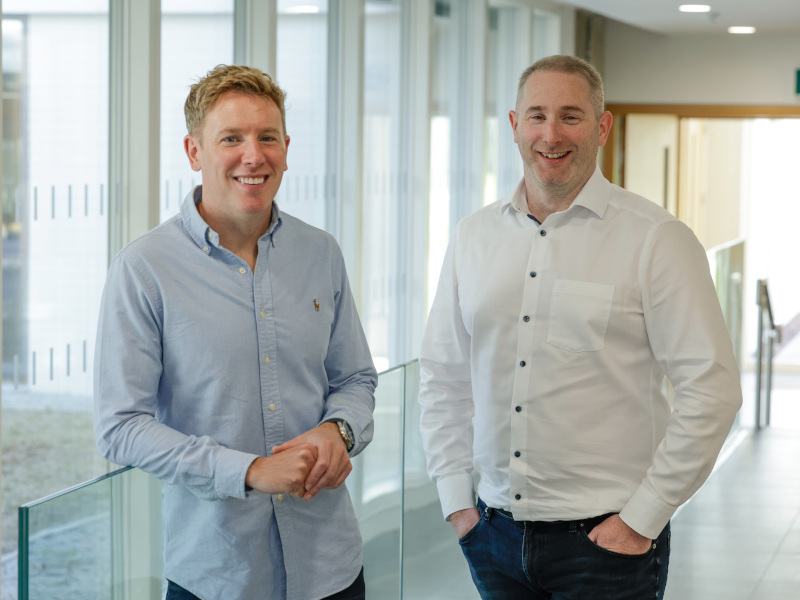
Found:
[1,2,109,597]
[0,3,574,597]
[159,0,234,222]
[276,0,329,229]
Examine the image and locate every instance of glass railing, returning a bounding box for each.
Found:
[707,238,746,432]
[17,467,163,600]
[17,360,476,600]
[707,238,745,367]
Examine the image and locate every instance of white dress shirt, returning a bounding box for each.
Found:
[419,168,742,539]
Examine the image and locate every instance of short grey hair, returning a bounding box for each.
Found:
[516,55,605,116]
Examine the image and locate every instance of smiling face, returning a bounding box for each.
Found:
[509,70,612,203]
[184,91,289,230]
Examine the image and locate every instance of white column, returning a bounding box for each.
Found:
[108,4,163,598]
[396,0,432,362]
[449,0,486,227]
[234,0,277,74]
[326,0,365,295]
[108,0,160,255]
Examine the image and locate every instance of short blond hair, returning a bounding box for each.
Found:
[184,64,287,136]
[516,55,604,117]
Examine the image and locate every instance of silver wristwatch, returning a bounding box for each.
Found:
[328,419,354,452]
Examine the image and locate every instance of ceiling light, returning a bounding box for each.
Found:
[679,4,711,12]
[728,26,756,34]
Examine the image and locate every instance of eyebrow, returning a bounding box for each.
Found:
[217,127,282,136]
[525,105,587,115]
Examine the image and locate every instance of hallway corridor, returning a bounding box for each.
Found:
[666,428,800,599]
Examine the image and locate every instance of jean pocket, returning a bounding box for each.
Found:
[578,526,654,560]
[458,516,485,545]
[546,280,614,352]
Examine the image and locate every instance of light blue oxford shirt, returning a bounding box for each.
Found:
[94,188,377,600]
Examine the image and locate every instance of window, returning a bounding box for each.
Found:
[1,2,109,593]
[160,0,234,222]
[276,0,329,229]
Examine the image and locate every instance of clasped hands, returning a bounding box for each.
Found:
[245,422,352,500]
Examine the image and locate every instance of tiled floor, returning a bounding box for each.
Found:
[400,373,800,599]
[665,427,800,600]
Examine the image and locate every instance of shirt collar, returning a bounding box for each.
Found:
[180,185,283,250]
[572,167,610,219]
[502,166,611,220]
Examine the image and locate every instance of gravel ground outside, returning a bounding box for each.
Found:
[1,396,108,600]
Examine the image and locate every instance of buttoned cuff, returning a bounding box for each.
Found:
[214,448,261,500]
[435,473,475,520]
[619,485,677,540]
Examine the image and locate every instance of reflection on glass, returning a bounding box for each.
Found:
[276,0,329,229]
[160,0,234,222]
[348,364,403,597]
[1,5,109,596]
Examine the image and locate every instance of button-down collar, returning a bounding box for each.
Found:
[180,185,284,252]
[504,167,611,221]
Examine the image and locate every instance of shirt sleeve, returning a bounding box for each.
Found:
[319,245,377,458]
[93,252,258,501]
[619,219,742,539]
[418,232,476,520]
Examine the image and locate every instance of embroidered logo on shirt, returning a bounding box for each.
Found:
[313,299,320,312]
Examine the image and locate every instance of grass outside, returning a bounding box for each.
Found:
[1,407,106,558]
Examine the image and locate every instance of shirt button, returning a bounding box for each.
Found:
[522,315,530,322]
[515,493,522,500]
[519,360,526,367]
[514,451,521,458]
[515,405,522,412]
[203,245,210,253]
[263,354,272,364]
[238,266,246,274]
[529,271,537,278]
[259,309,268,319]
[268,403,277,412]
[275,494,285,503]
[539,229,547,237]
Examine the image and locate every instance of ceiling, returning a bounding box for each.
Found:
[548,0,800,34]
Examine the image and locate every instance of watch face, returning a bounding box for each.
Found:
[338,421,354,450]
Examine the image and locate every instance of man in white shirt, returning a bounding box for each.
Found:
[419,55,741,599]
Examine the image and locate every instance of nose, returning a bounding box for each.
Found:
[241,138,265,167]
[541,120,563,145]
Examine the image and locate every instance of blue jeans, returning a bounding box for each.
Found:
[459,499,670,600]
[165,567,365,600]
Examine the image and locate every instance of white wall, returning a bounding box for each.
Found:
[603,19,800,105]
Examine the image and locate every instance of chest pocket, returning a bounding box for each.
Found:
[546,279,615,352]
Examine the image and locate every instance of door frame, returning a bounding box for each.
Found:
[602,104,800,185]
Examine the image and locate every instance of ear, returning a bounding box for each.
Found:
[282,134,290,171]
[598,111,614,147]
[508,110,519,143]
[184,134,202,172]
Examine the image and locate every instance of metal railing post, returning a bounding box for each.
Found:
[765,329,776,427]
[754,281,764,430]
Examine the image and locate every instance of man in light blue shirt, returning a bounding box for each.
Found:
[94,65,376,600]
